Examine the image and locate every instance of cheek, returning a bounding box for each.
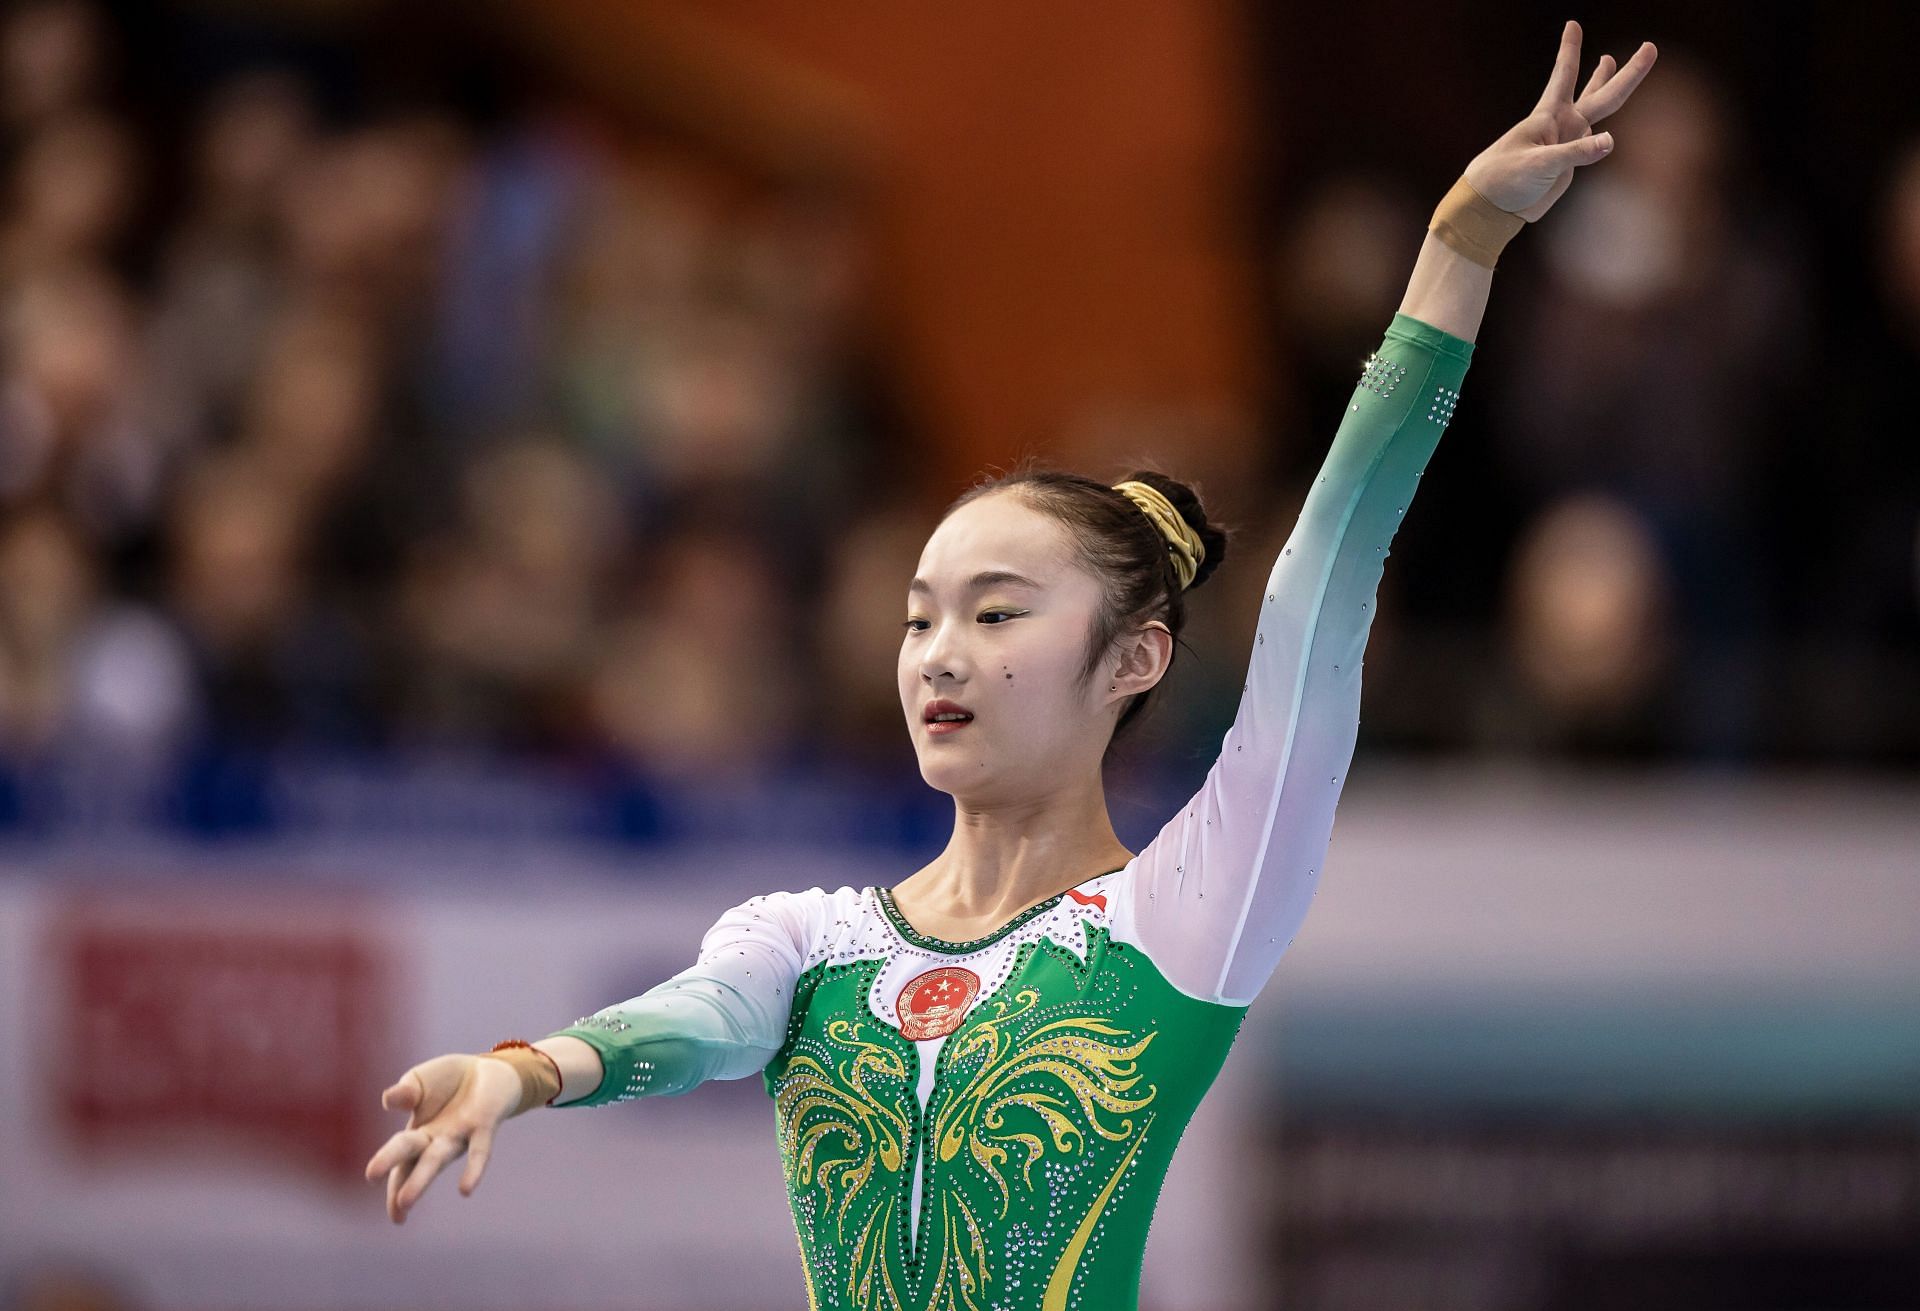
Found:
[992,645,1085,717]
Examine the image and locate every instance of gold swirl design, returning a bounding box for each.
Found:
[847,1192,910,1311]
[919,1187,992,1311]
[771,1013,913,1251]
[933,986,1158,1218]
[1042,1109,1159,1311]
[774,980,1160,1310]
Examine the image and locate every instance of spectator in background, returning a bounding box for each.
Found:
[0,0,106,142]
[0,503,193,764]
[1488,52,1810,762]
[1500,491,1674,751]
[0,265,161,553]
[393,434,624,753]
[235,304,422,601]
[581,510,806,778]
[143,71,316,462]
[161,451,374,750]
[1,111,136,279]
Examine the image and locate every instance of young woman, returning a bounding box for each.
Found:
[368,21,1655,1309]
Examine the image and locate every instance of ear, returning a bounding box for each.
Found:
[1113,619,1174,693]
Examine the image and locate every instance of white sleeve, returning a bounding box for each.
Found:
[544,887,822,1105]
[1120,312,1474,1006]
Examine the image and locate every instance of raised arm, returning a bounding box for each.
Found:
[1116,20,1657,1008]
[1117,309,1470,1006]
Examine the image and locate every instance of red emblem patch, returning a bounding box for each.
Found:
[1066,888,1107,910]
[896,966,981,1040]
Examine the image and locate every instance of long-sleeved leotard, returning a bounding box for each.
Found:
[546,311,1474,1311]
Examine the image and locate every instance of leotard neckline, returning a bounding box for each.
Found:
[876,864,1128,954]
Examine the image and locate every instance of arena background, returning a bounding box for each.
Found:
[0,2,1915,1309]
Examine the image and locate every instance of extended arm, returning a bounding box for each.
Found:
[364,888,819,1222]
[1399,229,1492,345]
[539,889,820,1107]
[1121,307,1472,1005]
[1118,20,1657,1007]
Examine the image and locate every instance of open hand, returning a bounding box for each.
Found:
[1465,19,1658,223]
[363,1052,522,1224]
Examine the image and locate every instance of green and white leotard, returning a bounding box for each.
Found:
[548,312,1474,1310]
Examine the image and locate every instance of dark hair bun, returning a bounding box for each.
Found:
[1120,468,1231,592]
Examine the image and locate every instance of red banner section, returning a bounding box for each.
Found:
[45,886,394,1180]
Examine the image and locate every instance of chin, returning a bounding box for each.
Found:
[916,748,988,792]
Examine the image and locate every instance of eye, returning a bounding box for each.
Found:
[900,610,1021,633]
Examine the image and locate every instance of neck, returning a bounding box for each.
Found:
[902,779,1134,919]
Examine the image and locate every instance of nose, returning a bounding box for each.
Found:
[918,615,968,686]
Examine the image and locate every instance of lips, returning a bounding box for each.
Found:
[923,698,974,725]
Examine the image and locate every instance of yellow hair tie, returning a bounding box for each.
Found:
[1112,480,1205,591]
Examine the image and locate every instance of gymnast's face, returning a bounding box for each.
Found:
[900,491,1118,803]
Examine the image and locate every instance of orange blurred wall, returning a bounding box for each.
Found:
[518,0,1267,494]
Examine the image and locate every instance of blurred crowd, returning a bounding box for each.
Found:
[0,0,929,808]
[1270,44,1919,766]
[0,2,1913,839]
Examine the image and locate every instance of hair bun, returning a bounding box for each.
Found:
[1118,469,1230,592]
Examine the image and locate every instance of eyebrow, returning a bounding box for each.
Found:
[908,569,1045,595]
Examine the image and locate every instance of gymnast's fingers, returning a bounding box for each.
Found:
[386,1161,411,1224]
[365,1126,426,1181]
[1535,19,1583,112]
[394,1131,465,1215]
[381,1069,423,1116]
[1579,53,1615,103]
[458,1123,496,1196]
[1578,41,1658,123]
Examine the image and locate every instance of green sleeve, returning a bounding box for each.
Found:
[545,889,816,1108]
[1116,309,1474,1005]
